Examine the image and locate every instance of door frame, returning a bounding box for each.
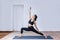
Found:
[12,4,24,31]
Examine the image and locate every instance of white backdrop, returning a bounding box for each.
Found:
[0,0,60,31]
[24,0,60,31]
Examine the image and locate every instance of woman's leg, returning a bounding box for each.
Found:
[20,27,31,37]
[21,27,31,34]
[31,27,44,36]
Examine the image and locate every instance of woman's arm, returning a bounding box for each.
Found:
[29,7,31,19]
[34,21,39,31]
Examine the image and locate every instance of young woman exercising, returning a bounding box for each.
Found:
[20,7,46,37]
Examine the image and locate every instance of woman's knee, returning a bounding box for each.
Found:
[21,28,24,34]
[21,28,24,30]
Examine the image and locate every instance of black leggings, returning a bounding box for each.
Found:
[21,26,44,36]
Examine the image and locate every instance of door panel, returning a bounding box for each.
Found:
[13,5,24,31]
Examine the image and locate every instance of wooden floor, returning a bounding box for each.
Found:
[0,31,12,39]
[42,31,60,40]
[0,31,60,40]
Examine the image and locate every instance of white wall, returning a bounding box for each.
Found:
[0,0,13,31]
[24,0,60,31]
[0,0,24,31]
[0,0,60,31]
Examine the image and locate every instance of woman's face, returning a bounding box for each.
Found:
[31,15,35,19]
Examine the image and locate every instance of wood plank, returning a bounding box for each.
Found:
[0,31,12,39]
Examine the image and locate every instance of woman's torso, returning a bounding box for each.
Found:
[28,19,35,27]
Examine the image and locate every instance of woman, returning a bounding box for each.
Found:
[21,7,45,37]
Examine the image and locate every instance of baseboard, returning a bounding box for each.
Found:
[0,31,13,33]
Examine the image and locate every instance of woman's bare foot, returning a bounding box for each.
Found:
[18,34,22,38]
[20,34,22,38]
[44,34,47,38]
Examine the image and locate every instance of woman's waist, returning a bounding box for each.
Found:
[28,24,33,27]
[28,24,34,28]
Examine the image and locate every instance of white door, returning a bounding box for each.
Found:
[13,5,24,31]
